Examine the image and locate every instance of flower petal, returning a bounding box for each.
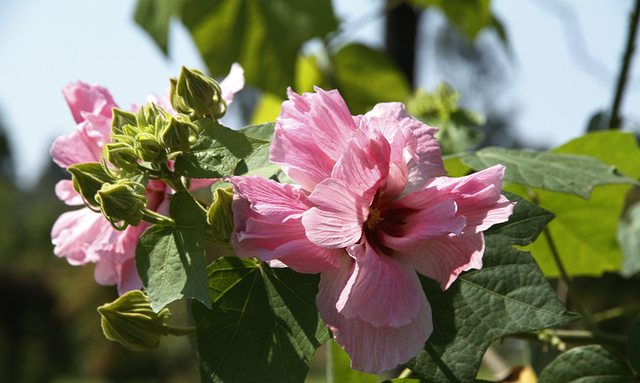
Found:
[270,88,357,190]
[426,165,515,233]
[303,178,369,249]
[51,208,105,265]
[62,81,118,123]
[220,63,245,105]
[55,180,84,206]
[398,232,485,290]
[317,255,433,375]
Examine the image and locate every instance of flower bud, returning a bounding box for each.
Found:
[171,67,227,120]
[95,181,147,228]
[160,115,199,152]
[98,290,171,352]
[134,133,166,163]
[207,186,234,246]
[67,162,115,207]
[104,142,139,173]
[111,108,138,136]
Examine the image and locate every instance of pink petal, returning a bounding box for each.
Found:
[50,123,103,168]
[62,81,118,123]
[270,88,357,190]
[94,258,117,286]
[302,178,369,249]
[317,255,433,375]
[378,198,466,254]
[55,180,84,206]
[220,63,245,105]
[51,208,105,265]
[398,232,485,290]
[339,241,423,327]
[188,178,219,191]
[117,257,144,295]
[425,165,515,233]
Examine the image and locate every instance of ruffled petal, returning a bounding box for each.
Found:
[51,208,106,265]
[55,180,84,206]
[303,178,368,249]
[50,123,103,168]
[398,232,485,290]
[339,241,423,327]
[117,257,144,295]
[270,88,357,190]
[62,81,118,123]
[425,165,515,233]
[220,63,245,105]
[317,255,433,375]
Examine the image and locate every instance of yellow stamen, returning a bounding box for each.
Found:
[367,207,384,230]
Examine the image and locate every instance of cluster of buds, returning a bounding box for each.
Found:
[67,66,230,231]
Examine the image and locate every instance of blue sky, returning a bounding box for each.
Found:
[0,0,639,188]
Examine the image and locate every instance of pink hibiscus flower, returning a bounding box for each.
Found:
[229,87,514,374]
[51,64,244,295]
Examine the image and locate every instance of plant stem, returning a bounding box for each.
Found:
[609,0,640,129]
[166,325,197,337]
[160,162,188,193]
[397,368,413,379]
[593,302,640,323]
[510,329,627,348]
[542,226,598,332]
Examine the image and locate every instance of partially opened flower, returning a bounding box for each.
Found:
[51,65,244,295]
[229,87,514,374]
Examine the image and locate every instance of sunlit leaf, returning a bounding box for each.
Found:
[233,122,280,178]
[410,0,493,40]
[179,0,338,96]
[192,257,330,383]
[135,192,210,312]
[175,118,269,179]
[134,0,183,54]
[461,146,637,200]
[329,339,379,383]
[333,43,411,115]
[537,345,633,383]
[519,132,640,277]
[249,93,284,125]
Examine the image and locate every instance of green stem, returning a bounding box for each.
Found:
[509,329,627,348]
[166,325,196,337]
[609,0,640,129]
[141,208,174,226]
[543,226,598,332]
[593,302,640,323]
[397,368,413,379]
[159,162,188,193]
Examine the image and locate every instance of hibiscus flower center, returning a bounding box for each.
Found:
[366,207,384,230]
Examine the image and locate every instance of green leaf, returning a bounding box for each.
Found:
[134,0,184,54]
[627,316,640,372]
[617,202,640,278]
[484,191,554,246]
[135,191,210,312]
[234,122,280,178]
[192,257,331,383]
[461,147,637,200]
[333,44,411,115]
[519,132,640,277]
[442,155,471,177]
[179,0,338,96]
[174,118,269,179]
[328,339,379,383]
[410,0,493,40]
[537,345,634,383]
[406,235,580,383]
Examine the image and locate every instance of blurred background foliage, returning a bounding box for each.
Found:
[3,0,640,382]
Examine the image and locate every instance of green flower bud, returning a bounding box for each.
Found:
[160,115,199,153]
[95,181,147,228]
[111,108,138,136]
[97,290,171,352]
[104,142,139,173]
[134,133,166,163]
[207,186,235,246]
[171,67,227,120]
[67,162,115,208]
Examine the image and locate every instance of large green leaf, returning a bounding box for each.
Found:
[192,257,330,383]
[134,0,183,54]
[461,147,637,200]
[519,132,640,277]
[332,44,411,115]
[175,118,269,179]
[537,345,634,383]
[410,0,493,40]
[233,122,280,178]
[618,202,640,278]
[178,0,338,96]
[405,195,578,383]
[135,192,210,312]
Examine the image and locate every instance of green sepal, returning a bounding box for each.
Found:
[104,142,139,173]
[67,162,115,208]
[111,108,138,136]
[134,132,167,163]
[95,181,148,228]
[97,290,171,352]
[206,186,234,247]
[171,66,226,120]
[160,115,199,153]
